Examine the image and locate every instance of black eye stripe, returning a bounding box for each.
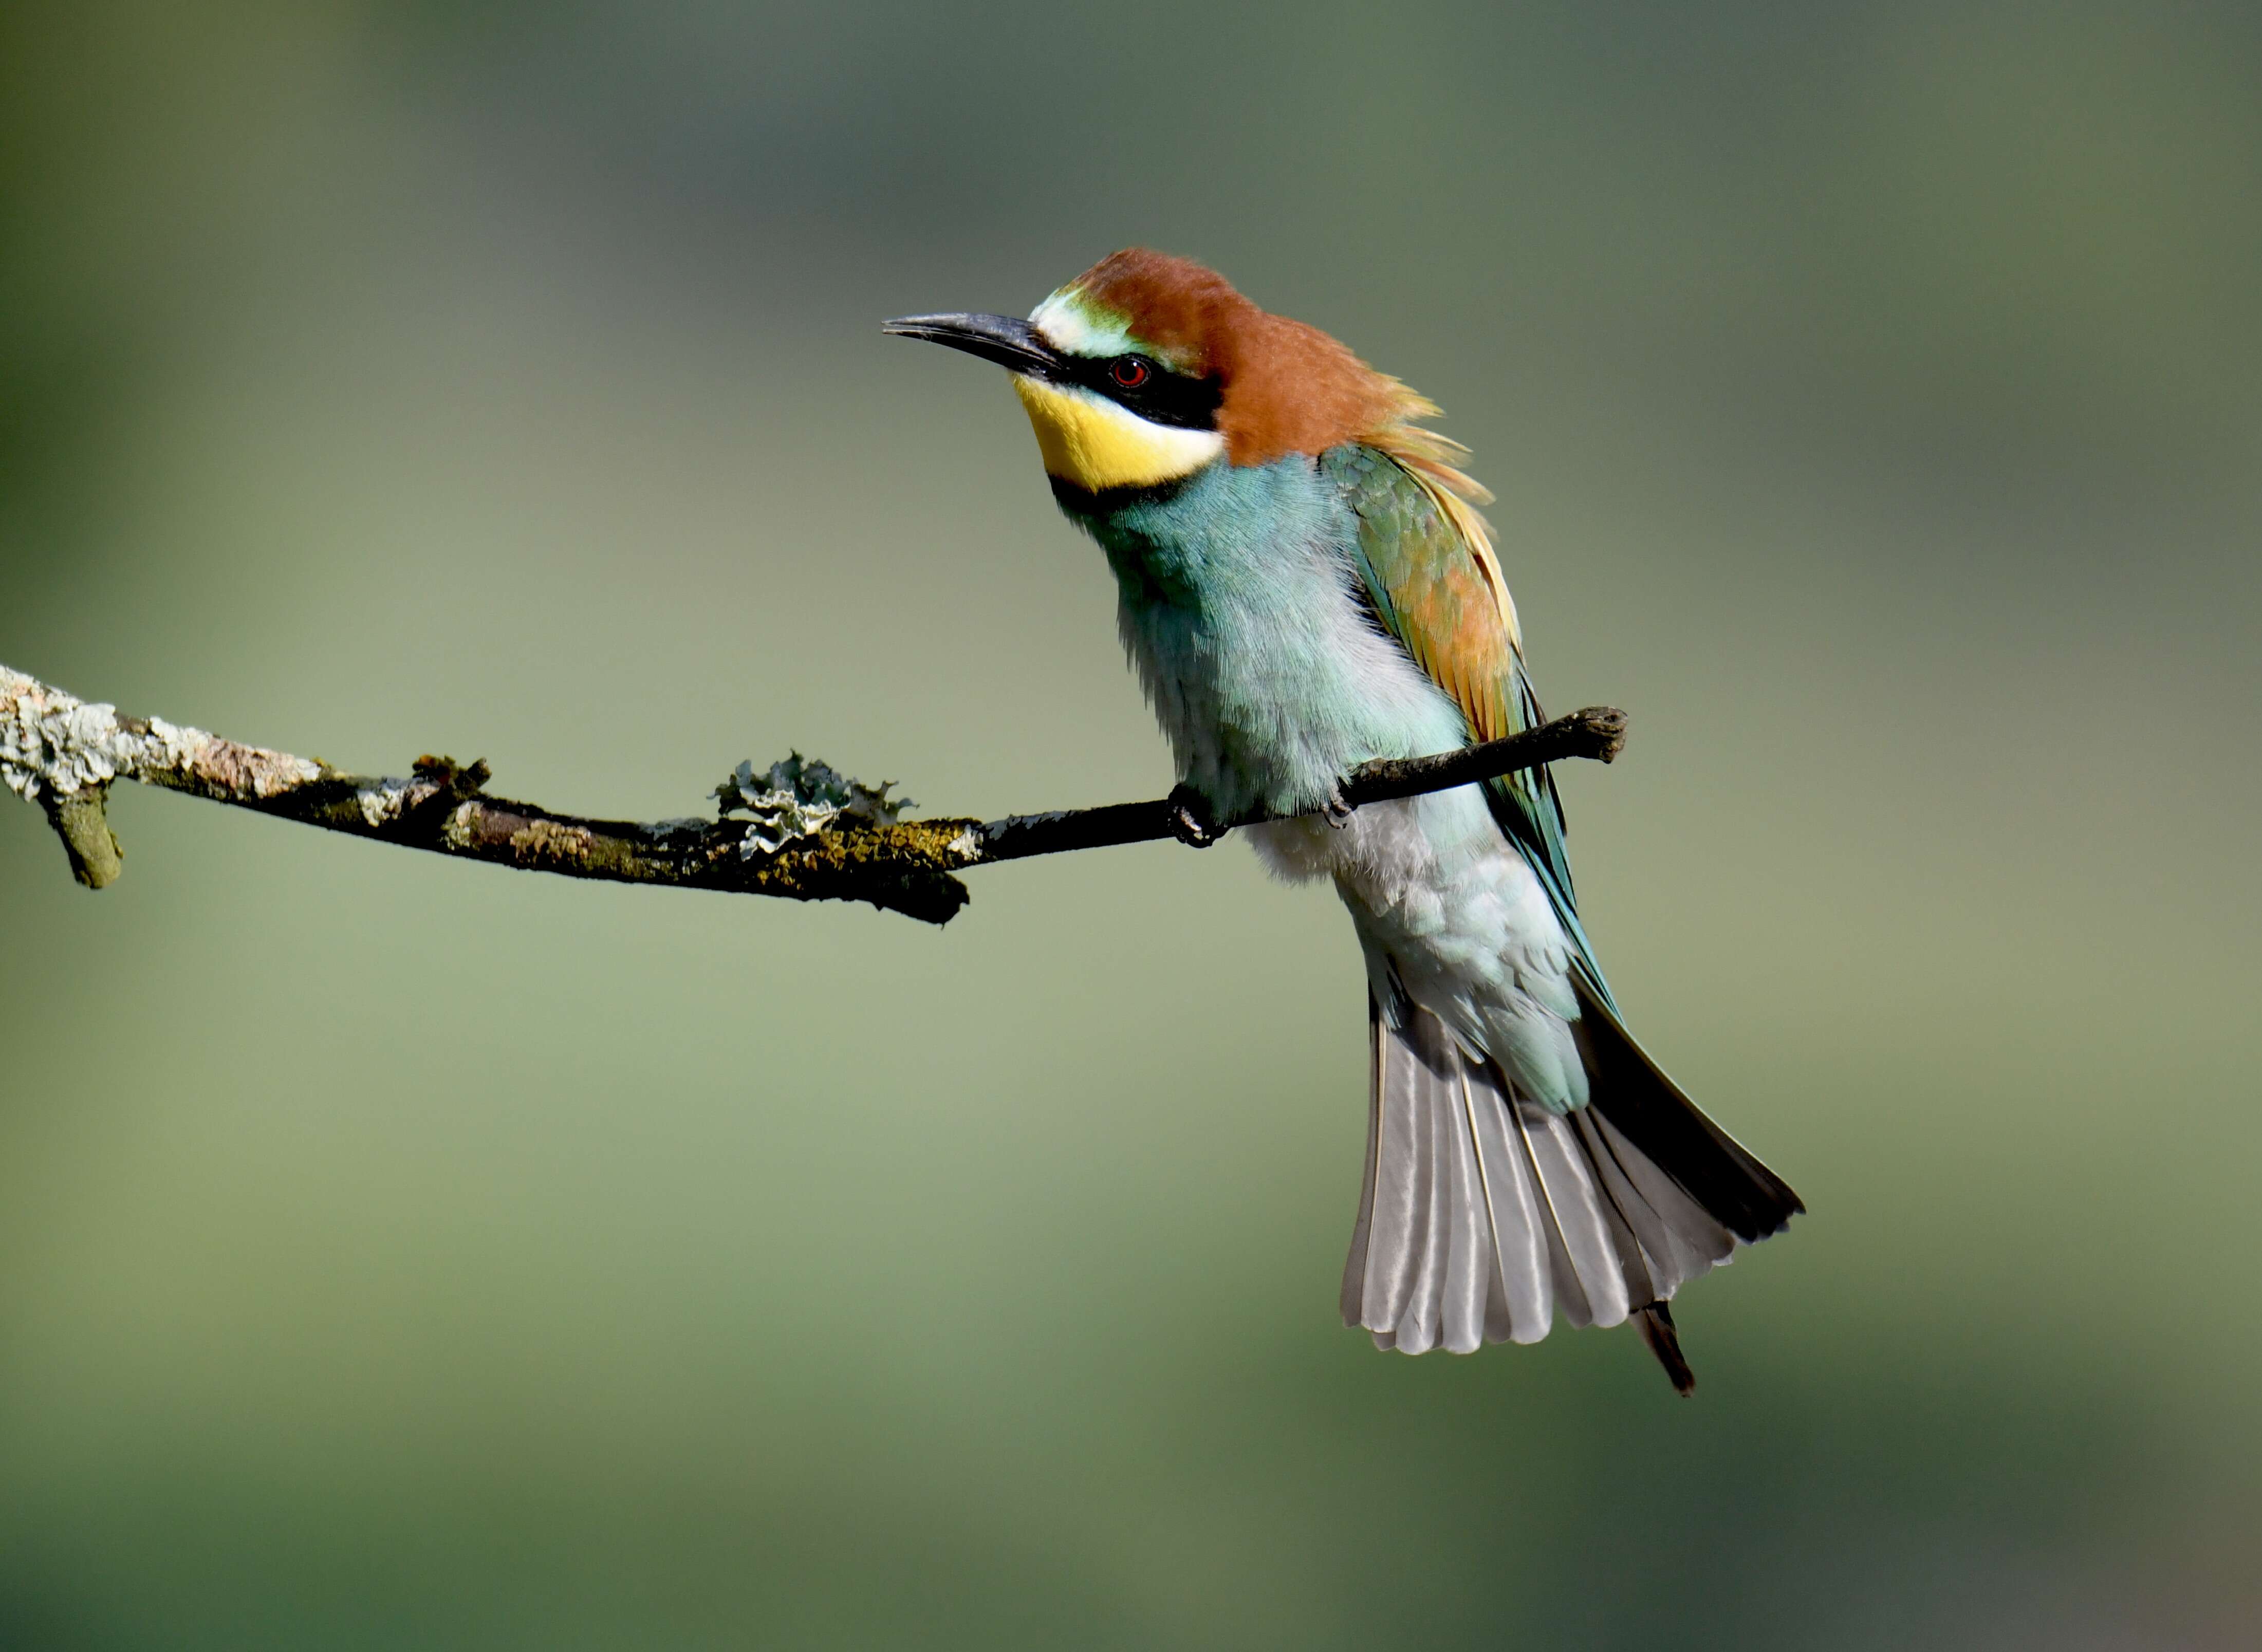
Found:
[1065,354,1222,431]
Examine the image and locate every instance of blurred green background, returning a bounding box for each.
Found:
[4,2,2258,1646]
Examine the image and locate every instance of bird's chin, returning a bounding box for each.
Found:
[1043,471,1214,518]
[1012,377,1223,496]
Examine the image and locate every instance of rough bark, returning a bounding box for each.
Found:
[3,662,1625,927]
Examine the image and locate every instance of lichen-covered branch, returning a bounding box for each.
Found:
[0,664,976,922]
[3,662,1625,927]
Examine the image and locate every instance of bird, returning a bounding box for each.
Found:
[885,250,1800,1394]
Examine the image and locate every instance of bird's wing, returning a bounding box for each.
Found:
[1325,443,1618,1012]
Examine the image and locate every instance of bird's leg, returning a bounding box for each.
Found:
[1322,780,1355,829]
[1166,783,1226,848]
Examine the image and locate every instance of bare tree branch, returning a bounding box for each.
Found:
[3,662,1625,927]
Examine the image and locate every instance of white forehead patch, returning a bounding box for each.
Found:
[1029,289,1136,360]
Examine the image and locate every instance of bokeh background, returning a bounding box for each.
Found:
[4,2,2258,1646]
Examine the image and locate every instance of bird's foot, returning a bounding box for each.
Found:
[1322,781,1355,830]
[1166,784,1226,848]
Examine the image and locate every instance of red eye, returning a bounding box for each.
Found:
[1110,357,1151,388]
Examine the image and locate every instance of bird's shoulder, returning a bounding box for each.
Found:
[1319,442,1522,744]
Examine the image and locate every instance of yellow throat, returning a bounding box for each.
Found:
[1011,376,1224,493]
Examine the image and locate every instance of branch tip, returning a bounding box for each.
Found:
[41,785,123,889]
[1571,706,1629,764]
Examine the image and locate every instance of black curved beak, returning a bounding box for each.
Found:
[881,312,1066,380]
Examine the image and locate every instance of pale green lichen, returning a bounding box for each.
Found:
[439,802,484,852]
[2,666,143,800]
[356,782,415,827]
[716,753,915,858]
[2,665,312,804]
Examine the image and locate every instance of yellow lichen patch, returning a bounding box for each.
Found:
[509,816,598,868]
[756,818,984,881]
[1011,378,1222,493]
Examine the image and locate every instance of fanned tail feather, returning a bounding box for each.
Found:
[1569,973,1803,1246]
[1342,994,1800,1390]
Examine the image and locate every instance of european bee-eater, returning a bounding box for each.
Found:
[886,250,1799,1392]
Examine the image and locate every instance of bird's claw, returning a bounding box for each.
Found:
[1167,784,1225,848]
[1323,782,1355,830]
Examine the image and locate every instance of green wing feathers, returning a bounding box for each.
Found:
[1326,444,1617,1013]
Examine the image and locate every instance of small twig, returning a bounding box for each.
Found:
[3,662,1624,927]
[41,784,124,888]
[961,706,1627,866]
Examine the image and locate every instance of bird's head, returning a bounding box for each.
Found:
[885,249,1428,499]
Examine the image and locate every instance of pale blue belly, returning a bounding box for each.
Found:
[1063,456,1589,1108]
